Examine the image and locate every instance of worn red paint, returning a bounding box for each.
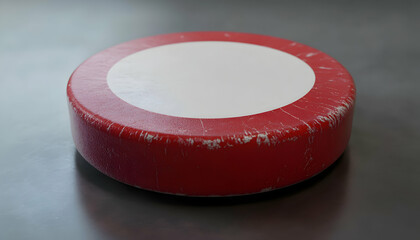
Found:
[67,32,355,196]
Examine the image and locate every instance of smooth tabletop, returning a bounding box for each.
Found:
[1,0,419,239]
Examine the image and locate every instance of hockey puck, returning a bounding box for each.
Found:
[67,32,355,196]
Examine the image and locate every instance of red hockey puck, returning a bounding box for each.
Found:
[68,32,355,196]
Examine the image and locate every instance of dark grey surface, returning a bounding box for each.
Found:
[1,0,419,239]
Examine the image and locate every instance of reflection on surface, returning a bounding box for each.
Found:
[75,150,350,240]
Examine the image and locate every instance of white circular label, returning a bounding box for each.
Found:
[107,41,315,118]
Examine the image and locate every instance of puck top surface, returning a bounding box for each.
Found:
[107,41,315,119]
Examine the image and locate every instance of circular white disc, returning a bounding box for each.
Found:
[107,41,315,118]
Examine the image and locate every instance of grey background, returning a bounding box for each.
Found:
[1,0,419,239]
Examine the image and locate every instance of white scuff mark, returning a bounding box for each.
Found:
[318,66,333,70]
[316,97,354,128]
[227,130,284,147]
[303,135,315,172]
[304,155,314,170]
[289,42,297,46]
[137,131,144,141]
[255,135,261,145]
[319,105,336,112]
[270,135,279,145]
[145,133,157,143]
[313,119,323,133]
[256,133,270,146]
[224,33,230,37]
[234,135,243,144]
[260,187,273,193]
[317,115,333,127]
[186,138,194,145]
[284,136,298,142]
[335,106,347,118]
[118,126,126,137]
[306,100,335,111]
[243,135,253,144]
[326,97,343,104]
[280,109,314,134]
[274,129,283,134]
[343,97,354,109]
[177,137,186,145]
[243,130,253,136]
[106,123,114,132]
[202,139,221,150]
[322,86,340,91]
[81,111,97,126]
[306,52,318,57]
[292,104,324,115]
[308,135,314,144]
[199,119,206,136]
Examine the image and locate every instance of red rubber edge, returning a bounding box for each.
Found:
[67,32,355,196]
